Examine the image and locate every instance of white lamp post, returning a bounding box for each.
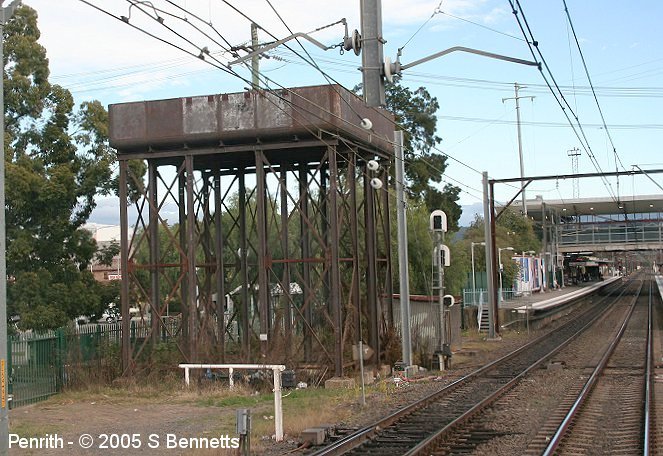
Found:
[498,247,514,303]
[471,242,486,305]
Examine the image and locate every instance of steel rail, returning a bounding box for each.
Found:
[644,278,653,456]
[404,279,638,456]
[309,279,629,456]
[541,279,645,456]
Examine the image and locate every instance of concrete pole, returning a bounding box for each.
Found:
[394,131,412,366]
[514,83,527,216]
[482,172,497,339]
[471,243,477,305]
[360,0,385,107]
[1,3,20,452]
[502,83,533,217]
[251,23,259,89]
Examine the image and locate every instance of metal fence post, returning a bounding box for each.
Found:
[55,329,65,391]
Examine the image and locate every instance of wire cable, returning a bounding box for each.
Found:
[78,1,498,214]
[562,0,626,203]
[398,0,444,55]
[507,0,618,205]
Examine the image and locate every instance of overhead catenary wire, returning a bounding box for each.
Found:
[78,0,491,217]
[166,0,493,197]
[75,1,620,219]
[77,1,514,212]
[398,0,444,55]
[562,0,626,203]
[507,0,618,205]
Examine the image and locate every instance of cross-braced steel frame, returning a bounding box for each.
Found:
[118,136,394,377]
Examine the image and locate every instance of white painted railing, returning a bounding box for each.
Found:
[179,363,286,441]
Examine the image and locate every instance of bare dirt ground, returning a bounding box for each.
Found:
[8,331,530,456]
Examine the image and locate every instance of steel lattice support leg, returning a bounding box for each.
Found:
[148,160,160,345]
[185,155,198,362]
[328,146,343,377]
[213,169,226,361]
[119,159,131,373]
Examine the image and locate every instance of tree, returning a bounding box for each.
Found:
[449,210,541,293]
[4,6,134,329]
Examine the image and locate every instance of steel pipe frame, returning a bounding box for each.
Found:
[118,137,392,374]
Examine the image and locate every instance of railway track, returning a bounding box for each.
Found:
[308,278,634,456]
[529,279,655,455]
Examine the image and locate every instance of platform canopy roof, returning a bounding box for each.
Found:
[511,194,663,217]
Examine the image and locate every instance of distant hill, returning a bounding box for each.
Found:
[453,226,469,241]
[459,202,483,227]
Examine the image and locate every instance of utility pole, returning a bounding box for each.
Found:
[482,172,497,339]
[251,23,259,89]
[1,4,22,453]
[360,0,385,107]
[502,83,534,216]
[568,147,581,198]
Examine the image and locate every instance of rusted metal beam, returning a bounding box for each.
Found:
[328,145,343,377]
[148,160,160,345]
[280,163,292,360]
[185,155,198,361]
[299,163,313,362]
[119,159,131,373]
[213,169,226,361]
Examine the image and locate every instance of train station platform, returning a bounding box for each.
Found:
[504,275,621,313]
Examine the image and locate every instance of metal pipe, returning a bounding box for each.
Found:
[395,131,412,366]
[401,46,539,71]
[364,165,379,363]
[255,150,269,358]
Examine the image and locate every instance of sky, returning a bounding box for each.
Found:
[24,0,663,226]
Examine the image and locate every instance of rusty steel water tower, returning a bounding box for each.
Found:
[109,84,396,377]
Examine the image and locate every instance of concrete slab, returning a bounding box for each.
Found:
[509,276,620,312]
[300,428,326,445]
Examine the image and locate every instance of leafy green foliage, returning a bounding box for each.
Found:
[355,79,462,231]
[4,6,139,330]
[445,209,541,293]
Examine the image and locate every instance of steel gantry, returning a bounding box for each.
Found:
[110,85,395,377]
